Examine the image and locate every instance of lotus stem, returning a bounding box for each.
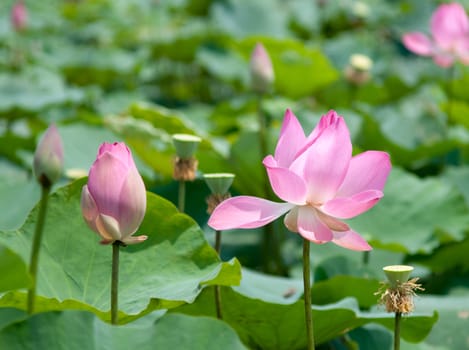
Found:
[178,180,186,212]
[27,184,51,314]
[213,229,223,319]
[111,241,121,325]
[303,239,315,350]
[394,312,402,350]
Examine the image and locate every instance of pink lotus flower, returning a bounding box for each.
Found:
[11,1,27,32]
[250,42,274,93]
[402,2,469,67]
[81,142,147,245]
[33,124,64,186]
[208,110,391,251]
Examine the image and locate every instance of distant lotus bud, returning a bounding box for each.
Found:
[344,53,373,85]
[11,2,27,32]
[250,43,274,94]
[33,124,64,187]
[81,142,147,245]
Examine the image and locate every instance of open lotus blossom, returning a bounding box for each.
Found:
[81,142,147,245]
[402,2,469,67]
[209,109,391,251]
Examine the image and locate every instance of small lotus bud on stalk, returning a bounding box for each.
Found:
[28,124,64,314]
[172,134,201,212]
[250,43,274,95]
[204,173,235,215]
[81,142,147,325]
[376,265,424,350]
[11,1,27,32]
[344,53,373,85]
[33,124,64,188]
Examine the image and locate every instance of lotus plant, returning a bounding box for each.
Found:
[402,2,469,67]
[28,124,64,314]
[209,109,391,349]
[81,142,147,324]
[250,42,274,94]
[11,1,27,32]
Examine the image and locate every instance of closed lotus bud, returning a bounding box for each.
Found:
[11,1,27,32]
[81,142,147,245]
[33,124,64,187]
[250,43,274,94]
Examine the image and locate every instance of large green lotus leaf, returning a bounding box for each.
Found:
[0,179,241,322]
[410,236,469,274]
[234,37,339,99]
[210,0,290,38]
[174,269,437,349]
[0,167,39,231]
[349,168,469,254]
[311,275,381,309]
[0,67,83,114]
[401,295,469,350]
[0,310,247,350]
[0,243,30,293]
[442,165,469,206]
[348,324,393,350]
[126,101,229,178]
[196,46,248,84]
[357,85,469,167]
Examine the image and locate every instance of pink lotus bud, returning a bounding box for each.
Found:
[33,124,64,187]
[81,142,147,245]
[11,2,27,32]
[250,43,274,94]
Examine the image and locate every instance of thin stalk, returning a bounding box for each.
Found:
[27,185,51,314]
[111,241,121,325]
[362,250,370,266]
[447,65,456,122]
[214,230,223,319]
[256,95,284,275]
[394,312,402,350]
[214,230,222,255]
[303,239,315,350]
[178,180,186,212]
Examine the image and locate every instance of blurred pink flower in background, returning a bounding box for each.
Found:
[209,109,391,251]
[402,2,469,67]
[81,142,147,245]
[11,1,27,32]
[250,42,274,93]
[33,124,64,187]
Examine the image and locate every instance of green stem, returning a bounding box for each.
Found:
[214,230,223,319]
[178,180,186,212]
[27,185,51,314]
[256,95,284,275]
[447,65,456,123]
[214,230,222,255]
[303,239,315,350]
[111,241,121,325]
[362,250,370,266]
[394,312,402,350]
